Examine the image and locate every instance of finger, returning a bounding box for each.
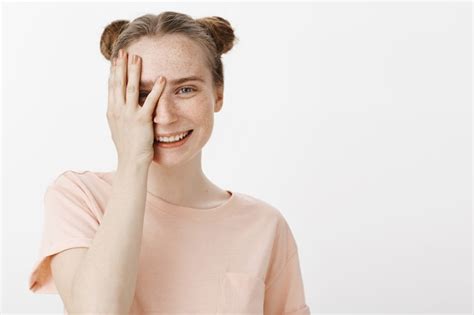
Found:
[106,59,118,135]
[141,76,166,116]
[113,49,128,106]
[125,54,141,109]
[107,58,116,112]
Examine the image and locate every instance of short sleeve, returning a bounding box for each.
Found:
[264,214,311,315]
[28,171,100,294]
[264,250,310,315]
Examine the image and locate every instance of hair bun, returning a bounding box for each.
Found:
[99,19,129,60]
[196,16,237,55]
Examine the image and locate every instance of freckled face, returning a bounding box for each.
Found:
[126,34,223,167]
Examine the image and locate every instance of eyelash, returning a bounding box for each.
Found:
[139,86,196,99]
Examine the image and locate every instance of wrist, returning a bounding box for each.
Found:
[116,160,150,175]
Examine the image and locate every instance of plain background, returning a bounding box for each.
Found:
[2,1,472,313]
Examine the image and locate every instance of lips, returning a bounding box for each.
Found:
[155,129,193,143]
[156,129,193,138]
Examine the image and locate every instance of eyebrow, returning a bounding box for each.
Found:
[139,75,205,88]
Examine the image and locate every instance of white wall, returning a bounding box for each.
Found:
[2,1,471,313]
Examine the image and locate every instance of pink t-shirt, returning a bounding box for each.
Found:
[29,170,310,314]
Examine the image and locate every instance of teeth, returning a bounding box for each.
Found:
[158,130,190,143]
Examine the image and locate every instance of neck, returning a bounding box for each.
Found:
[146,151,212,206]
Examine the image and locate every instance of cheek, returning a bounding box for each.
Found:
[193,99,214,134]
[185,96,214,127]
[196,107,214,133]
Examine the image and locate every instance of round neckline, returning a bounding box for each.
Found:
[98,171,237,220]
[146,189,236,220]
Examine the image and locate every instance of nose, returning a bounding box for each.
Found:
[153,93,178,124]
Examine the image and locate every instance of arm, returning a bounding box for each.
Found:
[69,162,149,314]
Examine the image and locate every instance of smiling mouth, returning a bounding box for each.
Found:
[154,129,193,144]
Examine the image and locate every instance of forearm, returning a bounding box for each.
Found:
[69,162,149,314]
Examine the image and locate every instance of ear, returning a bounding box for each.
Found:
[214,84,224,113]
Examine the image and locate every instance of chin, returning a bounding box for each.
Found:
[150,129,211,167]
[150,141,199,168]
[151,150,186,167]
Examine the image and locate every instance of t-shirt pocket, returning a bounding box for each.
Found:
[217,272,265,314]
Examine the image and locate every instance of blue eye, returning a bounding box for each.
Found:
[138,87,195,101]
[178,87,196,94]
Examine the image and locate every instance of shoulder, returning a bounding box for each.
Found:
[234,191,281,212]
[48,169,111,191]
[233,191,291,231]
[43,169,112,220]
[235,192,300,261]
[45,169,112,205]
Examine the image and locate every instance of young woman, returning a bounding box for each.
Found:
[29,11,310,315]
